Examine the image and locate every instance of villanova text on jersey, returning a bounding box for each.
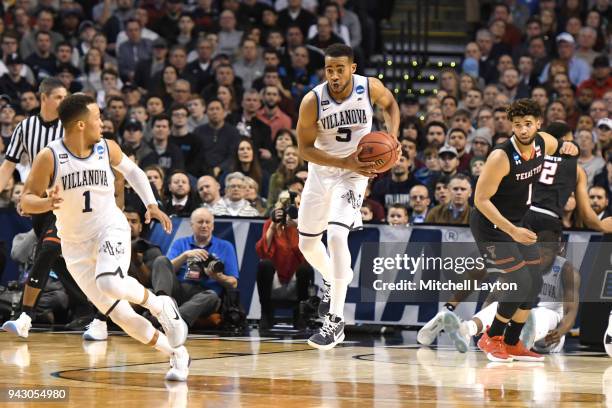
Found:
[61,169,109,190]
[320,108,368,130]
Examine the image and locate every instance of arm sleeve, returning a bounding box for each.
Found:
[5,122,24,163]
[113,153,157,207]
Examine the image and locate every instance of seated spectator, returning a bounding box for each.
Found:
[588,185,610,220]
[217,85,238,114]
[307,16,345,52]
[426,174,472,225]
[387,203,409,227]
[414,146,441,186]
[371,149,417,209]
[244,176,267,216]
[186,95,208,132]
[159,208,239,328]
[194,99,241,178]
[233,38,265,90]
[433,176,450,206]
[257,85,293,140]
[577,128,605,186]
[361,202,374,223]
[217,10,244,56]
[25,30,58,81]
[124,207,165,288]
[596,119,612,154]
[169,103,207,177]
[267,145,303,209]
[285,45,318,101]
[140,114,186,173]
[255,190,314,329]
[164,170,199,218]
[212,172,260,217]
[230,137,269,198]
[539,33,591,86]
[197,175,222,210]
[122,118,152,162]
[577,56,612,100]
[0,54,34,102]
[423,121,447,152]
[270,128,297,171]
[408,184,431,224]
[145,165,166,203]
[448,128,472,173]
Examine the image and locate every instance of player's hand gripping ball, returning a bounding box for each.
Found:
[357,131,399,173]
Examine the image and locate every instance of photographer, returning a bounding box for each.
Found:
[154,208,239,328]
[255,190,314,330]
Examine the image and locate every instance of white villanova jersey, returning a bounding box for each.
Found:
[537,255,565,315]
[311,74,373,157]
[47,139,125,242]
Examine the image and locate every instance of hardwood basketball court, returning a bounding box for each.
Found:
[1,330,611,407]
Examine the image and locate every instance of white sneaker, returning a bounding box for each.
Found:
[83,318,108,341]
[443,311,470,353]
[2,313,32,338]
[165,346,190,382]
[604,328,612,358]
[156,296,188,348]
[417,311,445,345]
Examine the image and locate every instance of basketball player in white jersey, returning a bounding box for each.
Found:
[21,94,190,381]
[445,232,580,354]
[296,43,400,349]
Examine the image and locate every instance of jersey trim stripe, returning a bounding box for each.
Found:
[47,146,57,188]
[103,139,113,174]
[298,229,325,237]
[365,78,374,114]
[61,140,94,160]
[313,90,320,122]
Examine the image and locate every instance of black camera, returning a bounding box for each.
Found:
[271,191,298,225]
[185,254,225,281]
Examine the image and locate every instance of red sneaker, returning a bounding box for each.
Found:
[477,327,513,362]
[505,340,544,362]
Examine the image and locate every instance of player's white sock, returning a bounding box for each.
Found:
[298,236,333,282]
[140,288,163,315]
[466,320,480,336]
[152,331,176,356]
[327,225,352,319]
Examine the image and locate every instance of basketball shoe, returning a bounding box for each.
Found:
[308,313,345,350]
[505,340,544,362]
[318,280,331,317]
[155,296,188,348]
[165,346,190,381]
[417,311,445,345]
[604,312,612,358]
[2,312,32,338]
[83,318,108,341]
[477,327,513,362]
[443,311,471,353]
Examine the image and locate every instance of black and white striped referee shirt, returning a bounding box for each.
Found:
[4,115,64,163]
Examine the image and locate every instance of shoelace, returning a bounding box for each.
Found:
[321,281,331,302]
[320,316,340,337]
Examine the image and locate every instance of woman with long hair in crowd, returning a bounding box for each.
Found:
[270,128,297,169]
[80,47,105,93]
[217,85,238,115]
[231,137,269,197]
[438,69,460,99]
[156,65,179,107]
[244,176,267,216]
[144,164,166,203]
[267,145,303,209]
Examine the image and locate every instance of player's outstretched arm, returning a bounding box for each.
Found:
[296,91,377,177]
[545,261,580,346]
[106,139,172,233]
[0,160,16,192]
[575,166,609,231]
[369,77,400,139]
[474,150,536,244]
[21,148,61,214]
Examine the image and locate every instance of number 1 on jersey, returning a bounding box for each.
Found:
[82,190,92,213]
[526,183,532,205]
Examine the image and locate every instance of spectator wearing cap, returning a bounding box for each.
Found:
[371,148,417,209]
[117,18,153,82]
[122,118,152,162]
[24,31,58,80]
[577,56,612,100]
[233,38,265,90]
[577,128,606,187]
[471,127,493,158]
[116,7,159,50]
[435,145,462,183]
[141,114,185,173]
[134,38,168,92]
[277,0,317,39]
[448,128,473,173]
[152,0,184,46]
[217,10,244,57]
[194,99,241,178]
[186,38,215,94]
[169,103,207,178]
[539,33,592,86]
[596,118,612,154]
[425,173,472,225]
[20,8,65,61]
[0,54,34,102]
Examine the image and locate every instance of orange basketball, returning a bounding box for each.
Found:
[358,131,398,172]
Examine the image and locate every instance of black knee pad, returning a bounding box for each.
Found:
[495,265,533,318]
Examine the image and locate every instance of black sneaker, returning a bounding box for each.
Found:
[318,280,331,317]
[307,314,345,350]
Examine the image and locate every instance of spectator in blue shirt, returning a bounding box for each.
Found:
[539,33,592,86]
[152,208,239,327]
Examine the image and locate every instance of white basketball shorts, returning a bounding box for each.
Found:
[60,223,132,315]
[298,162,368,237]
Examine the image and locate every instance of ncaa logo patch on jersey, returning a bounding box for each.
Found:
[513,152,521,165]
[552,265,561,274]
[96,144,105,159]
[356,85,365,94]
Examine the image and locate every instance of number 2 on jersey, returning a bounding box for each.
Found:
[336,127,351,142]
[82,190,92,213]
[539,161,558,185]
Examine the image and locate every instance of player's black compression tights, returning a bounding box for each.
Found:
[26,242,61,291]
[495,264,533,319]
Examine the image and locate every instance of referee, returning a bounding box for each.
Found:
[0,78,91,337]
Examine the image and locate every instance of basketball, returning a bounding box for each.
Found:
[357,131,398,172]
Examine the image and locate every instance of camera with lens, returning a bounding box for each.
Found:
[271,191,298,225]
[185,254,225,281]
